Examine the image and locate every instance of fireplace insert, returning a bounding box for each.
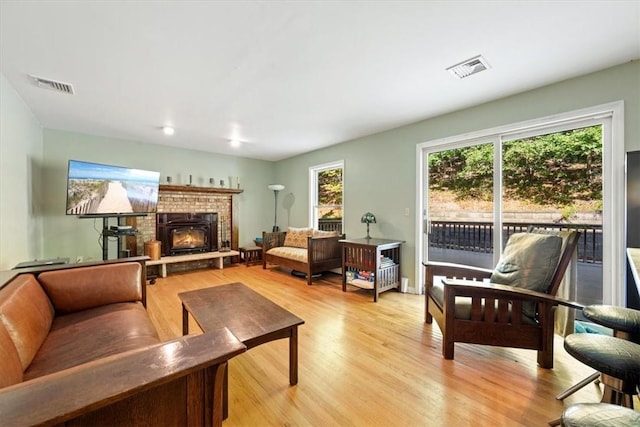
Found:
[156,213,218,256]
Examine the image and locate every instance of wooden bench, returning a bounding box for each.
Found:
[147,250,240,278]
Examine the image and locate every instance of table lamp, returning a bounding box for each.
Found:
[361,212,376,239]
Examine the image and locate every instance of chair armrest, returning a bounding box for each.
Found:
[0,329,246,426]
[424,261,494,279]
[441,278,585,310]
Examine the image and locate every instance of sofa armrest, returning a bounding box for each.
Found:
[262,231,286,252]
[307,234,343,262]
[0,329,246,426]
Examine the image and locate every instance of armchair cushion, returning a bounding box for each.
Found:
[283,227,313,249]
[490,232,562,318]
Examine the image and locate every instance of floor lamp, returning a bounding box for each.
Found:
[268,184,285,232]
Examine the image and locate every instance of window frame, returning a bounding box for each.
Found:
[308,160,344,232]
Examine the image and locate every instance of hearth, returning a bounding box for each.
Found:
[156,213,218,256]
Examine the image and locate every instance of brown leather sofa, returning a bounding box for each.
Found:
[0,257,245,426]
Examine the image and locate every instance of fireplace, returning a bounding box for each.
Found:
[156,213,218,256]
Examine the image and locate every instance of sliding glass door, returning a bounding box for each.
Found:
[426,141,495,269]
[417,104,622,306]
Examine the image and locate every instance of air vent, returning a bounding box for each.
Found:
[30,75,75,94]
[446,55,490,79]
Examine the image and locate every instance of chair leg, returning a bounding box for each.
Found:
[537,348,554,369]
[548,417,562,426]
[556,372,601,400]
[442,337,454,360]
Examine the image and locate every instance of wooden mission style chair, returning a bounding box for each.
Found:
[424,228,581,368]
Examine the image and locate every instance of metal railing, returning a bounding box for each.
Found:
[318,219,343,234]
[428,220,602,263]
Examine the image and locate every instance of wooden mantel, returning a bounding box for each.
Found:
[159,184,243,195]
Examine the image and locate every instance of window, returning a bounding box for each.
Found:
[309,161,343,234]
[417,102,625,306]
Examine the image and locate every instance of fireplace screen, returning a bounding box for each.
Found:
[171,227,208,253]
[156,212,218,256]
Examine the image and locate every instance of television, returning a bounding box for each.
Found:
[66,160,161,216]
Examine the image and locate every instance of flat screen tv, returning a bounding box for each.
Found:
[66,160,161,217]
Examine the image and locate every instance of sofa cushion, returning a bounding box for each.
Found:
[283,227,313,249]
[23,302,160,380]
[267,247,308,263]
[38,263,142,314]
[312,229,339,238]
[0,322,23,388]
[0,274,54,370]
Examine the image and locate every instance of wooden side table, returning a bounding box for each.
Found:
[340,238,404,302]
[239,246,262,266]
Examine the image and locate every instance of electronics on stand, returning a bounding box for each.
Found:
[108,225,138,235]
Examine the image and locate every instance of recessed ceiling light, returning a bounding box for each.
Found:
[230,139,241,148]
[162,126,175,136]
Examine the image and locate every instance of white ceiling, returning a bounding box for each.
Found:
[1,1,639,161]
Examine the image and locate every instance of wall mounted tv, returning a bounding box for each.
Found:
[66,160,161,217]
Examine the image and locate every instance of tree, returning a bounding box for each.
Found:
[428,126,602,207]
[318,168,342,219]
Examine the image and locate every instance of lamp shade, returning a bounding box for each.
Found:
[268,184,285,191]
[361,212,376,224]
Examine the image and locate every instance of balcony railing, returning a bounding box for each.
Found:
[318,219,343,234]
[428,220,602,263]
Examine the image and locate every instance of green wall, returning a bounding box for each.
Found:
[41,130,275,261]
[275,61,640,290]
[0,74,43,270]
[1,61,638,281]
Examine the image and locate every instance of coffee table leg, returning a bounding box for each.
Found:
[182,304,189,336]
[290,326,298,385]
[223,362,229,419]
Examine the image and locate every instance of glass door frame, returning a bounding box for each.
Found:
[415,101,625,306]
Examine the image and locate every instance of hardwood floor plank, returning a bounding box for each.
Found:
[146,264,636,426]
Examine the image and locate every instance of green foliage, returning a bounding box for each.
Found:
[428,126,602,206]
[318,169,343,205]
[318,168,343,219]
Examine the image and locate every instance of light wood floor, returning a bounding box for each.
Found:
[146,264,632,426]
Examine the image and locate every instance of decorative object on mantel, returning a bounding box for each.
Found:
[361,212,376,239]
[158,184,243,194]
[187,174,193,186]
[268,184,285,232]
[166,176,172,184]
[209,177,215,186]
[219,179,224,187]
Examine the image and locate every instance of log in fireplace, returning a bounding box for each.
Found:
[156,213,218,256]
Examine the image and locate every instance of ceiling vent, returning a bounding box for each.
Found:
[30,75,75,94]
[446,55,490,79]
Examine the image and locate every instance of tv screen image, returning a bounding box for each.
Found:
[66,160,161,216]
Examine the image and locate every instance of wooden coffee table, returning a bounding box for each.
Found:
[179,283,305,418]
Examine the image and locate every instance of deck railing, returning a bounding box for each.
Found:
[318,219,343,234]
[428,220,602,263]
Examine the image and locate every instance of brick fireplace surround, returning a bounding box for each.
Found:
[123,185,242,274]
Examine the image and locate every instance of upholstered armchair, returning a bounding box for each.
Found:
[424,229,581,368]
